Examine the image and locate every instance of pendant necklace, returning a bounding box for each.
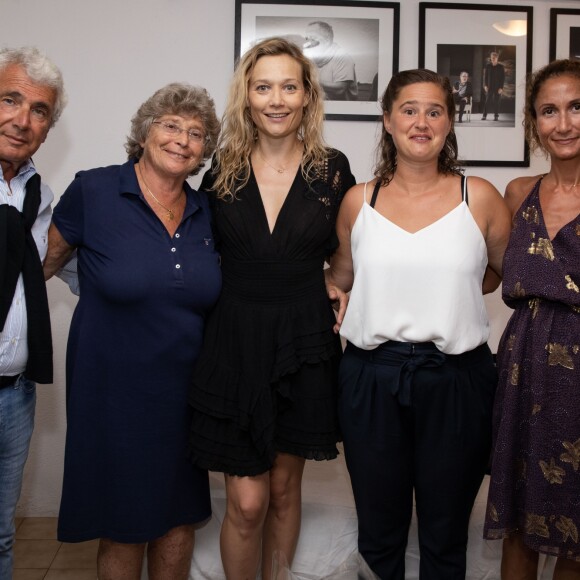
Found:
[256,143,301,174]
[137,163,182,221]
[257,149,286,173]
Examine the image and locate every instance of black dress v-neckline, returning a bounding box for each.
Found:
[249,165,301,236]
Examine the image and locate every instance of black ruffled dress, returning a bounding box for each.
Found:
[189,151,355,475]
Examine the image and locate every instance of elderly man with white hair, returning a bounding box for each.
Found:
[0,45,66,578]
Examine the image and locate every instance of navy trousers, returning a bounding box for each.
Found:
[338,341,496,580]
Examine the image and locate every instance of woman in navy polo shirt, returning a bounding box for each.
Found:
[43,83,221,579]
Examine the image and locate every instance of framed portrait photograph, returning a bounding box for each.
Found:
[235,0,400,121]
[550,8,580,62]
[419,3,533,167]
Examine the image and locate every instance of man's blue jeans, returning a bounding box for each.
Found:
[0,376,36,579]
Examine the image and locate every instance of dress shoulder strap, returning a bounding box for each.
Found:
[461,175,469,206]
[370,181,381,208]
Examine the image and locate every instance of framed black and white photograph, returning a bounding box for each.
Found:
[550,8,580,62]
[235,0,400,121]
[419,3,533,167]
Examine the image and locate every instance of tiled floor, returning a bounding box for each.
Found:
[13,518,98,580]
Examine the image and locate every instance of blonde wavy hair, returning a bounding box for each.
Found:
[212,37,329,200]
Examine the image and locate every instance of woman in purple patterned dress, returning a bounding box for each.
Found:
[484,60,580,579]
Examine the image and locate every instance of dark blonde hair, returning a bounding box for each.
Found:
[125,83,219,176]
[212,37,329,200]
[374,68,462,186]
[525,59,580,153]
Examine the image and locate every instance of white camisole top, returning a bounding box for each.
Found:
[340,177,490,355]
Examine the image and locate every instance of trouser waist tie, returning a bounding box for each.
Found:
[365,341,447,407]
[393,351,446,406]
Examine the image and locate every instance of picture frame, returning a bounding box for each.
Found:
[419,2,533,167]
[235,0,400,121]
[550,8,580,62]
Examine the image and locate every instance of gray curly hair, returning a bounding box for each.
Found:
[125,83,220,176]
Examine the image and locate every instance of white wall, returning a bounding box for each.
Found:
[0,0,575,515]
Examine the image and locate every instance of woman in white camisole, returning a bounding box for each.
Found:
[326,69,511,580]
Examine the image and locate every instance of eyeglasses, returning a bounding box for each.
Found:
[152,120,208,144]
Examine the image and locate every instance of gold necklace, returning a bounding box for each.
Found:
[137,163,182,221]
[256,144,301,174]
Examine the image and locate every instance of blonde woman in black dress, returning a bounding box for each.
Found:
[188,38,355,580]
